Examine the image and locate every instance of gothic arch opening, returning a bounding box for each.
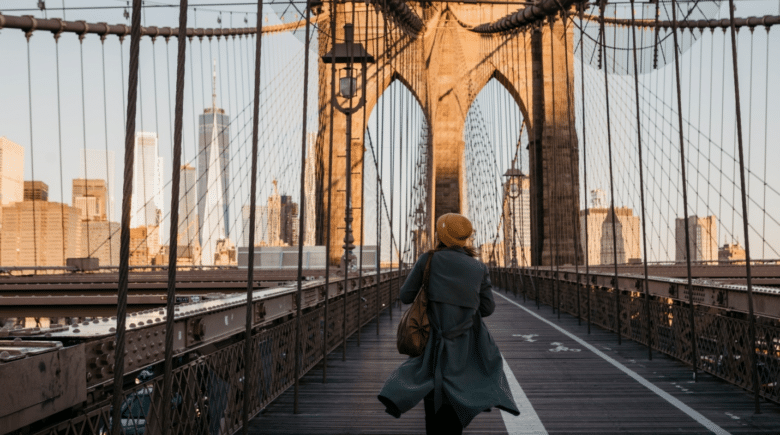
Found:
[464,76,530,266]
[363,78,429,265]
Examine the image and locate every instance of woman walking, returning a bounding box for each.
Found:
[378,213,519,434]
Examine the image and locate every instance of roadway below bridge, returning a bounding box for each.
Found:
[0,269,328,318]
[254,288,780,434]
[554,263,780,288]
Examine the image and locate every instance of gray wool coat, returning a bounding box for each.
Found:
[378,247,520,428]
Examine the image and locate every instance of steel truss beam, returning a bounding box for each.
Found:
[471,0,586,33]
[0,13,304,39]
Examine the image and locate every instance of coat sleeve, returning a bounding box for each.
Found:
[399,253,429,304]
[478,264,496,317]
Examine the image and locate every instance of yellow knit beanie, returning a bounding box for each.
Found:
[436,213,473,248]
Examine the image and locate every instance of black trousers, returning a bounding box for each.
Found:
[423,391,463,435]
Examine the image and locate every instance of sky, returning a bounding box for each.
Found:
[0,0,778,263]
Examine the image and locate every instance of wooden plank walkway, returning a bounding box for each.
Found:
[250,289,780,434]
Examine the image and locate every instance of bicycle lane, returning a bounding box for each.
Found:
[486,290,737,435]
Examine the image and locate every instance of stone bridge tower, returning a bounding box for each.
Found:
[315,2,581,266]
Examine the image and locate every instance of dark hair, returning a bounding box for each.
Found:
[433,241,478,258]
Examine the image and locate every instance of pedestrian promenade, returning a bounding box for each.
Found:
[252,288,780,434]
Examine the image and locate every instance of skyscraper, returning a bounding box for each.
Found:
[267,180,282,246]
[177,164,199,250]
[280,194,299,246]
[241,205,268,247]
[676,215,717,263]
[0,137,24,207]
[579,192,608,265]
[130,132,163,244]
[198,60,231,241]
[719,242,745,264]
[599,208,641,265]
[79,149,115,223]
[502,168,530,266]
[129,225,160,266]
[80,221,120,266]
[24,181,48,201]
[264,180,299,247]
[200,105,227,265]
[580,191,641,265]
[72,179,107,222]
[0,194,81,267]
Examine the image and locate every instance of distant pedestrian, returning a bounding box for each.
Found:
[378,213,519,434]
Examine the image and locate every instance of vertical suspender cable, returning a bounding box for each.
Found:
[761,25,770,259]
[522,27,539,308]
[101,37,114,262]
[112,0,142,433]
[548,17,561,318]
[513,28,529,302]
[25,34,38,270]
[165,38,174,183]
[375,3,382,337]
[79,35,91,262]
[54,36,67,265]
[323,0,338,383]
[343,0,357,363]
[598,0,621,345]
[356,2,371,347]
[388,29,395,321]
[629,0,653,360]
[530,21,544,309]
[137,29,151,264]
[294,0,314,415]
[579,5,591,334]
[161,1,188,432]
[726,0,761,413]
[558,7,581,325]
[670,0,698,380]
[243,0,265,428]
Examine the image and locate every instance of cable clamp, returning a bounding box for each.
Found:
[99,22,110,42]
[119,24,130,43]
[24,15,38,41]
[51,17,66,42]
[77,20,89,42]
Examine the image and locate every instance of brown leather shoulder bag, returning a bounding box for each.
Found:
[396,251,434,357]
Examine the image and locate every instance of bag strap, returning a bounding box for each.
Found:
[421,251,434,292]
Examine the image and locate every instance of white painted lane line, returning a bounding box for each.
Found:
[494,291,732,435]
[500,355,548,435]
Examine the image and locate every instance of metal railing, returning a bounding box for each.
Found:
[1,269,406,435]
[491,267,780,405]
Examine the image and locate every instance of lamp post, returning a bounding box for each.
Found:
[322,23,375,274]
[504,167,523,268]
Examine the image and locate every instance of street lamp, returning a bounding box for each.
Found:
[504,166,524,268]
[322,23,375,273]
